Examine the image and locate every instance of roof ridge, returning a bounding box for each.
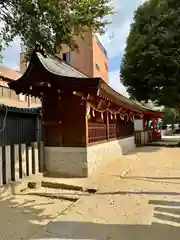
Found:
[34,43,88,78]
[52,54,88,78]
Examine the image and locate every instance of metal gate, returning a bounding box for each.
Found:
[0,107,42,146]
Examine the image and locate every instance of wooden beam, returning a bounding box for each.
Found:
[106,111,109,141]
[85,102,89,146]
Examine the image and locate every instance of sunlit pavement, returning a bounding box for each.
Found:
[29,147,180,240]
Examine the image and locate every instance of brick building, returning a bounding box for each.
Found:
[20,31,109,83]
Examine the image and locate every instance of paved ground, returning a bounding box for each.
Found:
[0,189,73,240]
[1,146,180,240]
[162,135,180,141]
[28,146,180,240]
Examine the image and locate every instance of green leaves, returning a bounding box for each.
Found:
[163,107,179,124]
[121,0,180,108]
[0,0,113,58]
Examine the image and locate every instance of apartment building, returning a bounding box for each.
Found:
[20,31,109,83]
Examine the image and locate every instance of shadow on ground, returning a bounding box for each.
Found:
[30,197,180,240]
[1,186,180,239]
[30,199,180,239]
[0,187,73,240]
[126,146,161,154]
[31,221,180,240]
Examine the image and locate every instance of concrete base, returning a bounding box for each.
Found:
[87,136,135,175]
[44,136,135,177]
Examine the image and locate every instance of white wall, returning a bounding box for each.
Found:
[45,136,135,177]
[87,137,135,175]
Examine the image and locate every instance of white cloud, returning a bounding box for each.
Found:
[98,0,147,96]
[109,70,129,98]
[99,0,147,58]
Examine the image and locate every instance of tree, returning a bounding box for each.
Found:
[163,107,178,125]
[0,0,113,59]
[120,0,180,108]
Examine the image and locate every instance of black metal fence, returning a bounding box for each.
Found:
[0,107,42,146]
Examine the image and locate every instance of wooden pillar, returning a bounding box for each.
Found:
[106,111,109,140]
[85,102,89,146]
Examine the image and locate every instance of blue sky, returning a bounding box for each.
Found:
[98,0,146,96]
[2,0,146,96]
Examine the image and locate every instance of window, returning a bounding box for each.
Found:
[95,63,100,72]
[62,52,71,64]
[105,63,108,71]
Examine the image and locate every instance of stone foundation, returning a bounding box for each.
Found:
[87,136,135,175]
[44,136,135,177]
[44,147,87,177]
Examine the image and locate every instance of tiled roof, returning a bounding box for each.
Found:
[0,98,41,109]
[8,50,143,112]
[37,52,87,78]
[36,52,144,111]
[132,100,164,112]
[8,47,161,114]
[0,66,22,81]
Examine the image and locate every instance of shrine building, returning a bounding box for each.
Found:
[9,46,150,177]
